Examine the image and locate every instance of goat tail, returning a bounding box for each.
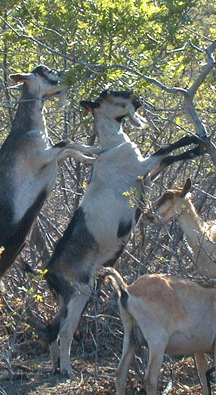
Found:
[100,267,128,296]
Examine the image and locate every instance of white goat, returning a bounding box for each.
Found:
[44,90,203,377]
[0,65,101,277]
[145,178,216,279]
[103,266,216,395]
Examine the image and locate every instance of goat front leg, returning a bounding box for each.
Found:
[141,135,204,179]
[65,141,103,156]
[153,135,202,156]
[56,148,96,164]
[150,144,204,181]
[194,352,212,395]
[39,144,96,168]
[53,140,100,163]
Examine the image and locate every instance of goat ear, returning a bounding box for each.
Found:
[10,73,30,84]
[100,90,109,98]
[10,73,24,83]
[80,100,100,111]
[181,178,191,197]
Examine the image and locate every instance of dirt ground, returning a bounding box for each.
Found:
[0,258,215,395]
[0,292,215,395]
[0,343,212,395]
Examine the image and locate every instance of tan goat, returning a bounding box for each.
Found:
[103,267,216,395]
[144,178,216,279]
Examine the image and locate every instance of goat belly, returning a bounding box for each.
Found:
[81,187,137,245]
[46,207,100,282]
[166,331,214,355]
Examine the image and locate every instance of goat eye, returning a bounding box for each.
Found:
[121,104,126,108]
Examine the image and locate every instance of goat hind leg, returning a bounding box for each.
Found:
[59,285,91,377]
[194,352,212,395]
[47,298,66,373]
[50,340,60,373]
[143,340,166,395]
[116,309,136,395]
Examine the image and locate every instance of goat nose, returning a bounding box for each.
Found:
[132,96,142,110]
[50,69,62,78]
[56,70,64,82]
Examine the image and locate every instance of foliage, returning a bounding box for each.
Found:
[1,0,216,133]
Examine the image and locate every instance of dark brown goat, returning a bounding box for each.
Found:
[0,65,101,277]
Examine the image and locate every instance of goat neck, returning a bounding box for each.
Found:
[177,198,216,273]
[93,112,131,150]
[10,86,48,142]
[175,197,206,245]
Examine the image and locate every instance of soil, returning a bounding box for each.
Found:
[0,296,215,395]
[0,258,215,395]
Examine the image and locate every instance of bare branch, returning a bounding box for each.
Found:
[106,63,186,94]
[183,95,208,137]
[183,40,216,165]
[188,40,216,97]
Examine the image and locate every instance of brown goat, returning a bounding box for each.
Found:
[103,267,216,395]
[144,178,216,279]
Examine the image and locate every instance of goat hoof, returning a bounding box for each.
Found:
[53,367,60,375]
[206,366,215,384]
[207,279,216,286]
[137,389,147,395]
[61,368,75,379]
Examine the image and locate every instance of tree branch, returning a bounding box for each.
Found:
[3,16,216,165]
[183,40,216,165]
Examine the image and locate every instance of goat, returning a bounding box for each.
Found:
[144,178,216,279]
[44,90,204,377]
[0,65,101,277]
[102,266,216,395]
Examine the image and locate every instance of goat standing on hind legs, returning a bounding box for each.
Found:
[0,65,102,278]
[144,178,216,279]
[102,267,216,395]
[44,90,205,378]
